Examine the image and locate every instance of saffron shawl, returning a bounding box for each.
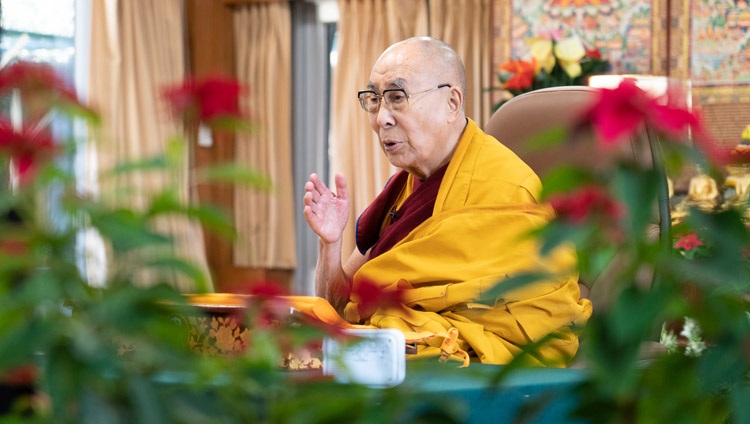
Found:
[344,119,593,366]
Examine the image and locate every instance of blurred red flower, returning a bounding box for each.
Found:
[163,75,245,127]
[499,59,536,91]
[584,79,656,145]
[549,185,624,225]
[585,79,705,149]
[0,364,37,386]
[350,278,406,318]
[585,49,602,59]
[1,238,28,256]
[240,281,291,328]
[673,232,704,251]
[0,119,56,184]
[0,61,77,100]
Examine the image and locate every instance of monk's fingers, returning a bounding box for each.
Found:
[306,181,331,206]
[308,173,332,196]
[333,173,348,202]
[303,204,315,220]
[303,190,315,207]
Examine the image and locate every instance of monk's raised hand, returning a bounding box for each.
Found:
[303,173,350,244]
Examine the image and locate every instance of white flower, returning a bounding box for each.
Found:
[660,324,679,354]
[680,317,706,357]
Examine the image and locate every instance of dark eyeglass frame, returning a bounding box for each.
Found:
[357,83,451,113]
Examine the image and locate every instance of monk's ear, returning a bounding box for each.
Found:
[446,86,463,121]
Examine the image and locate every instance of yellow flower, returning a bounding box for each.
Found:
[554,37,586,78]
[742,125,750,140]
[529,38,555,74]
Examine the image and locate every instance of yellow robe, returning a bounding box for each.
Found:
[344,119,592,366]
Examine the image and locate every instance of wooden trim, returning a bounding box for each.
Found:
[185,0,293,292]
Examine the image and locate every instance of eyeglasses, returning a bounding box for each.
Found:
[357,83,451,113]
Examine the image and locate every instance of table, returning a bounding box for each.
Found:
[403,360,587,423]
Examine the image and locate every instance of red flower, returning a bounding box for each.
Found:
[1,238,28,256]
[585,49,602,59]
[0,119,57,184]
[549,185,624,225]
[240,281,291,327]
[1,364,37,386]
[584,79,705,149]
[162,75,245,127]
[246,280,288,298]
[500,59,536,91]
[350,278,406,319]
[674,232,704,251]
[584,79,657,145]
[0,61,76,98]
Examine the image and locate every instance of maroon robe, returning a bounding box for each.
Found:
[355,164,448,259]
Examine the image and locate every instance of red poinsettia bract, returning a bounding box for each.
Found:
[673,232,704,251]
[584,79,710,152]
[500,59,536,91]
[350,278,406,319]
[162,75,245,127]
[240,281,292,328]
[0,61,78,101]
[549,185,624,225]
[0,119,56,185]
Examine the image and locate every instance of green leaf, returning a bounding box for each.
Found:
[197,162,272,190]
[183,204,235,241]
[142,257,211,293]
[540,166,596,198]
[106,155,171,176]
[525,126,569,153]
[91,209,171,252]
[479,272,551,305]
[146,190,183,216]
[611,164,659,237]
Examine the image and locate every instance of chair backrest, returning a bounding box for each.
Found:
[484,86,627,178]
[484,86,671,307]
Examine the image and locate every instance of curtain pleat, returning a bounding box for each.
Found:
[331,0,429,256]
[233,3,296,269]
[331,0,491,257]
[88,0,212,292]
[428,0,493,126]
[291,1,329,295]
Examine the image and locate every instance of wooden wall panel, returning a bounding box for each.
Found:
[185,0,292,292]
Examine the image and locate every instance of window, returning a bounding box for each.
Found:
[1,0,79,191]
[1,0,92,265]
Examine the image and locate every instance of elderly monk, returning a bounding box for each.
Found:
[303,36,591,366]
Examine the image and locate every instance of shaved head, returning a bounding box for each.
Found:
[365,36,469,179]
[377,36,467,95]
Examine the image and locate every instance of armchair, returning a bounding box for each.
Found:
[483,85,672,309]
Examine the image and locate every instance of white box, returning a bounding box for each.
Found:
[322,328,406,388]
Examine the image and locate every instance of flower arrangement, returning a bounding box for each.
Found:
[0,60,463,422]
[523,78,750,421]
[0,51,748,423]
[494,34,611,110]
[660,316,707,357]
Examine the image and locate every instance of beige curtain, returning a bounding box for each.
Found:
[332,0,429,256]
[428,0,494,126]
[88,0,212,292]
[233,3,296,269]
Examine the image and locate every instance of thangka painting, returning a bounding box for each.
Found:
[673,0,750,87]
[492,0,669,78]
[670,0,750,149]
